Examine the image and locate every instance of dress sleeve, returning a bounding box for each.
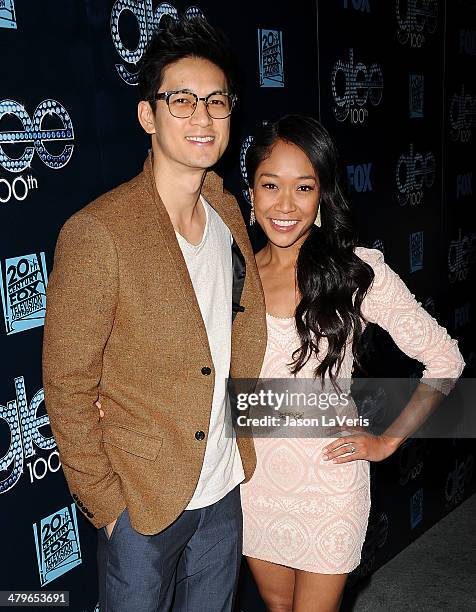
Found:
[355,247,465,395]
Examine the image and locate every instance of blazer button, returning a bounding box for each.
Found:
[72,494,78,500]
[201,367,211,376]
[195,430,205,441]
[87,512,94,518]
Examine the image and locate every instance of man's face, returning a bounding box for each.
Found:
[142,56,231,173]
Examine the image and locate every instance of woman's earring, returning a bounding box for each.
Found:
[250,204,256,226]
[314,206,321,227]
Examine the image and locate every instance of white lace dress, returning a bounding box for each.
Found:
[240,247,464,573]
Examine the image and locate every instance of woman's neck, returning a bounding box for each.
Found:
[260,237,305,270]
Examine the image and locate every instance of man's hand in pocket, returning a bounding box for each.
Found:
[97,400,115,538]
[95,400,104,419]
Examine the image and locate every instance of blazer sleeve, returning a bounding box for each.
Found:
[356,247,465,395]
[42,210,126,529]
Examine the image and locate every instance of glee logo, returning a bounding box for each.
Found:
[449,85,476,144]
[445,455,474,508]
[0,377,58,495]
[331,49,383,125]
[448,228,476,283]
[0,99,74,173]
[0,174,37,203]
[396,0,438,48]
[396,144,436,206]
[398,439,425,486]
[372,239,384,254]
[111,1,205,85]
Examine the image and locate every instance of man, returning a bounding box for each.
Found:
[42,16,266,612]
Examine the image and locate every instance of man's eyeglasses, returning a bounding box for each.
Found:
[150,90,237,119]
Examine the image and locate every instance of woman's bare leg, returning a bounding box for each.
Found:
[292,570,348,612]
[246,556,295,612]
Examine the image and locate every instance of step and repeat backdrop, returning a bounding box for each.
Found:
[0,1,474,610]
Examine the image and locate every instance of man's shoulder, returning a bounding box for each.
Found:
[57,165,151,245]
[80,169,147,222]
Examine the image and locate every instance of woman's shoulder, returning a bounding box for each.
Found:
[354,246,385,267]
[354,246,411,305]
[353,246,391,297]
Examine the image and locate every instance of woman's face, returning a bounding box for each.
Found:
[250,139,320,249]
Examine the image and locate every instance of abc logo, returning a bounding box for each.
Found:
[331,49,383,124]
[0,99,74,174]
[111,1,205,85]
[396,0,438,48]
[396,144,436,206]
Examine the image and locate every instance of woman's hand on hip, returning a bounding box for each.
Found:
[322,431,398,463]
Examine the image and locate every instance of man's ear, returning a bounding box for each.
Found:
[137,101,156,135]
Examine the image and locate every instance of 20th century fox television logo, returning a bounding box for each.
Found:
[0,0,16,29]
[258,28,284,88]
[32,504,82,586]
[0,253,48,335]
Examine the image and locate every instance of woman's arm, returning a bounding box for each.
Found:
[323,247,465,463]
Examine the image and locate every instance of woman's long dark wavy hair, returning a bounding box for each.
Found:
[246,114,375,384]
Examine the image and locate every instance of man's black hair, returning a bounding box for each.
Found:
[138,16,238,110]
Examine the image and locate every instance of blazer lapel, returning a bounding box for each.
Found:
[139,153,212,359]
[200,170,255,267]
[137,152,260,359]
[231,240,246,322]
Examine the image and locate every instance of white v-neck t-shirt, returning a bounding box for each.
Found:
[175,196,245,509]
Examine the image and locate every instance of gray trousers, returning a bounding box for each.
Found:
[97,486,242,612]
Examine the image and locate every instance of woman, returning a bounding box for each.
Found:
[239,114,464,611]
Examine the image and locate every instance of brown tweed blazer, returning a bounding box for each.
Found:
[42,153,267,535]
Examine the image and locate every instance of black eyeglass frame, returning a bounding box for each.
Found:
[150,89,238,119]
